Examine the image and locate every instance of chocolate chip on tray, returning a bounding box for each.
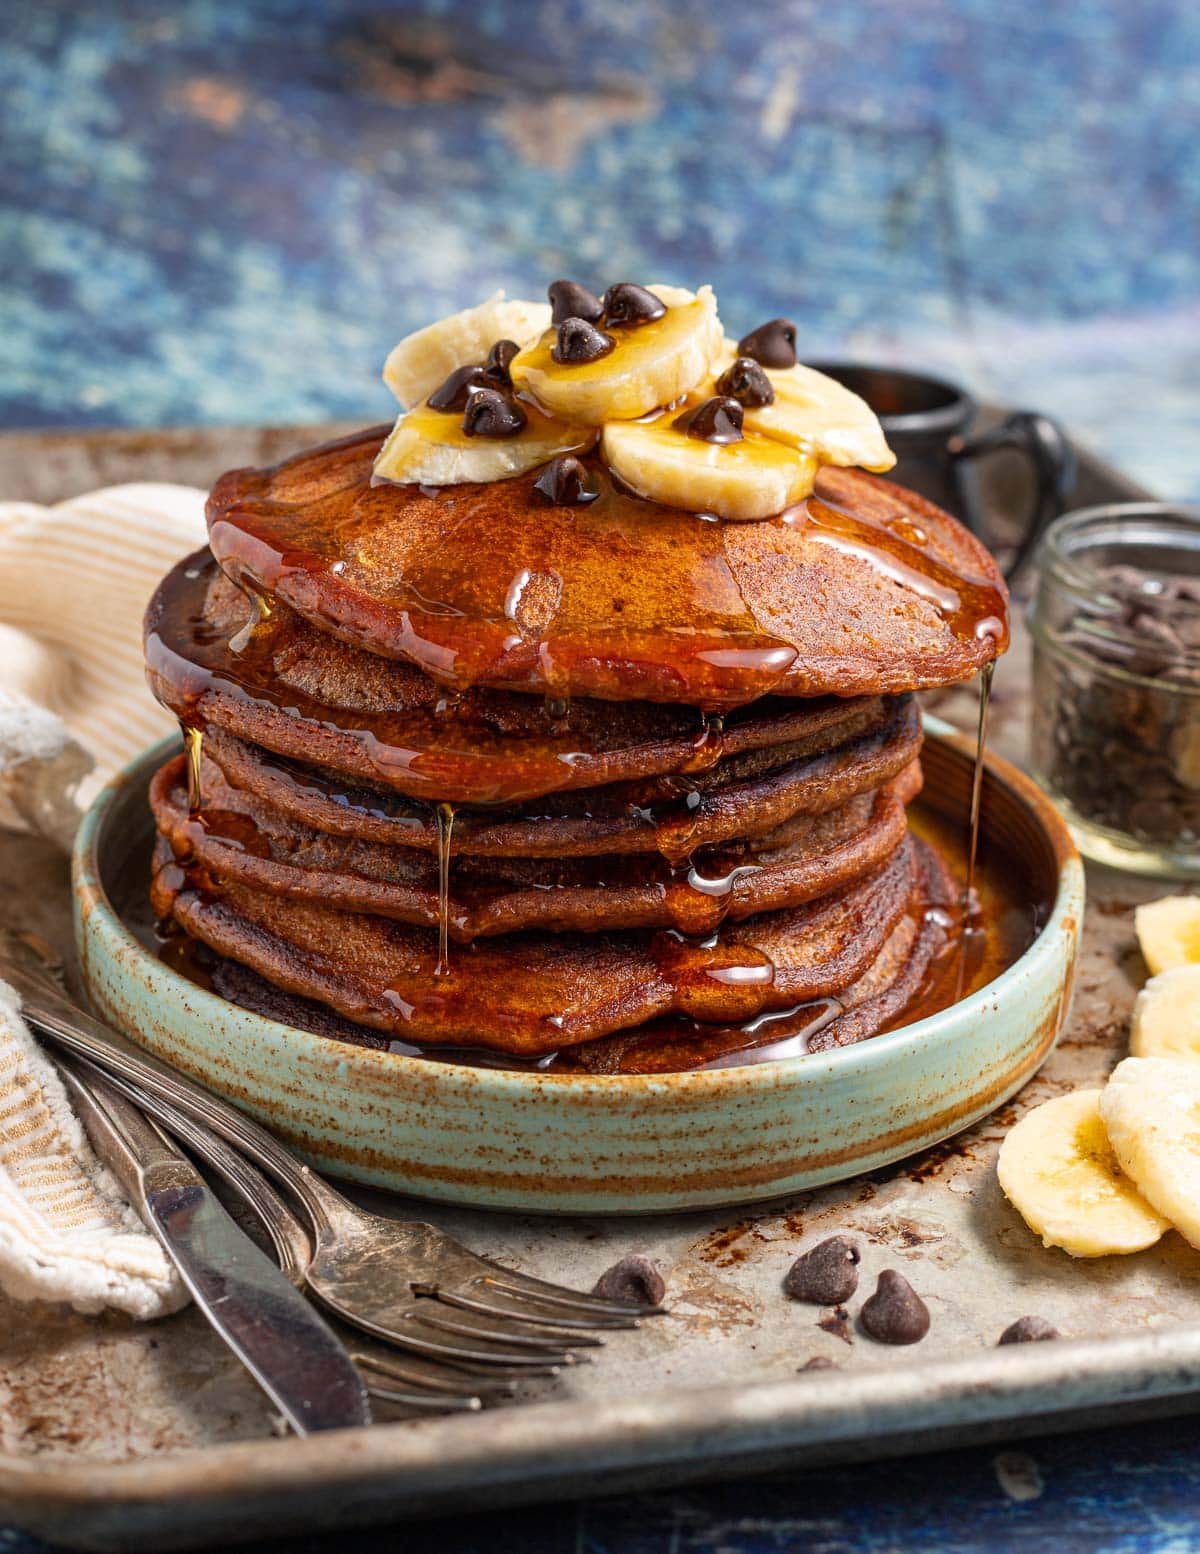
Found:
[549,279,605,326]
[553,317,616,364]
[737,317,798,368]
[482,338,520,388]
[592,1255,666,1307]
[427,363,489,411]
[998,1315,1061,1345]
[602,282,667,327]
[674,395,744,444]
[533,456,599,507]
[860,1269,930,1345]
[783,1235,861,1305]
[716,355,776,408]
[461,387,527,437]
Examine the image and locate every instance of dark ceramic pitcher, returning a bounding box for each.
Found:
[808,363,1076,577]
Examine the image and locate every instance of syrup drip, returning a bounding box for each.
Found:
[228,579,274,654]
[965,661,994,905]
[183,724,204,814]
[954,661,994,999]
[435,801,455,977]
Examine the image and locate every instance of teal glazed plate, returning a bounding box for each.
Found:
[73,721,1084,1215]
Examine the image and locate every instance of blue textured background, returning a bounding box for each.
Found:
[4,2,1200,1549]
[1,0,1198,495]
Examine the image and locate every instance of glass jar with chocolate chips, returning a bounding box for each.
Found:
[1028,503,1200,877]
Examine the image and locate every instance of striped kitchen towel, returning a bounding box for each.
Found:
[0,483,205,1316]
[0,483,206,844]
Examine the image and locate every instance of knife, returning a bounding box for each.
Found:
[57,1055,371,1436]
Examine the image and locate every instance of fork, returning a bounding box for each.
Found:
[3,935,661,1379]
[63,1050,530,1413]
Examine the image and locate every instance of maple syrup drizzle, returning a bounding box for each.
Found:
[435,801,455,977]
[965,661,994,904]
[183,724,204,814]
[782,495,1009,646]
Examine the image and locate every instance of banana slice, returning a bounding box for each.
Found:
[383,293,551,409]
[511,285,723,425]
[714,342,895,472]
[1135,895,1200,976]
[373,400,596,487]
[1099,1057,1200,1248]
[602,418,817,522]
[996,1089,1169,1257]
[1131,965,1200,1059]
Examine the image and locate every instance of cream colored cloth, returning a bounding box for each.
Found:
[0,483,207,843]
[0,979,186,1318]
[0,483,206,1316]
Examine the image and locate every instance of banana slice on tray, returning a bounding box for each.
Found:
[511,284,723,424]
[383,293,552,409]
[712,342,896,473]
[1100,1057,1200,1249]
[1131,964,1200,1059]
[996,1089,1170,1257]
[374,397,595,486]
[1135,895,1200,976]
[602,417,817,521]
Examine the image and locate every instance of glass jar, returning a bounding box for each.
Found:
[1027,503,1200,878]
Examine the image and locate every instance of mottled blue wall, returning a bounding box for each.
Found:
[1,0,1198,495]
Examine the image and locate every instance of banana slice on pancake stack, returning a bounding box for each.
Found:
[373,280,895,517]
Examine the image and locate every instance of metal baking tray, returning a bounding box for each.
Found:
[2,424,1192,1554]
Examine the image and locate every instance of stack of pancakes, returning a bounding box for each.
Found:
[145,427,1007,1073]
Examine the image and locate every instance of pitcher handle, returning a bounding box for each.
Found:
[949,411,1076,579]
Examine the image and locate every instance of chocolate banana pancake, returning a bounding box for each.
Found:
[199,695,922,857]
[192,840,952,1074]
[150,754,918,938]
[147,551,895,804]
[152,835,923,1053]
[144,277,1012,1074]
[207,429,1007,709]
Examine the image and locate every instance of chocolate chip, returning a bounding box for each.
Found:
[998,1315,1060,1345]
[737,317,799,369]
[783,1235,861,1305]
[533,456,599,506]
[592,1255,666,1307]
[800,1356,837,1371]
[482,339,520,388]
[427,364,489,411]
[552,317,615,365]
[674,395,744,444]
[716,356,775,408]
[461,387,527,438]
[550,280,604,326]
[860,1270,930,1345]
[603,282,666,327]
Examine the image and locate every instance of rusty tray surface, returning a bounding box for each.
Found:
[2,425,1195,1553]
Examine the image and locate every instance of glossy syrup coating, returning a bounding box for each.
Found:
[196,697,922,858]
[204,427,1008,708]
[151,753,916,940]
[145,552,901,805]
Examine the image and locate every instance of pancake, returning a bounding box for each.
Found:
[206,427,1008,708]
[561,837,956,1073]
[200,693,922,857]
[152,836,921,1053]
[146,551,893,804]
[151,753,917,937]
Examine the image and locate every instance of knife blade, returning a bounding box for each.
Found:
[58,1058,371,1435]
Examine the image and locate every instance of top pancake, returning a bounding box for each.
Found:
[206,426,1008,708]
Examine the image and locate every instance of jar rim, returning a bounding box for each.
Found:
[1031,502,1200,683]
